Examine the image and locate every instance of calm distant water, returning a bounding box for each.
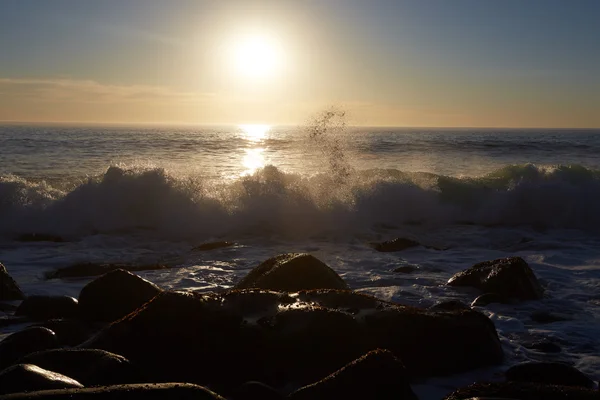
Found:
[2,124,600,180]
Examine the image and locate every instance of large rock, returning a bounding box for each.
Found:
[443,381,600,400]
[447,257,543,300]
[36,319,97,347]
[78,269,162,322]
[0,263,24,301]
[235,253,349,291]
[0,327,59,369]
[16,296,79,320]
[0,364,83,395]
[289,349,417,400]
[83,289,503,391]
[506,362,595,389]
[18,349,139,386]
[46,263,170,279]
[0,383,224,400]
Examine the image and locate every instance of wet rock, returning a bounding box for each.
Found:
[429,301,470,311]
[83,289,504,390]
[46,262,170,279]
[524,340,561,353]
[289,349,417,400]
[18,349,139,386]
[447,257,543,301]
[506,361,595,389]
[0,263,24,301]
[235,253,349,291]
[443,381,600,400]
[192,241,235,251]
[471,293,511,307]
[16,296,78,320]
[78,269,162,322]
[0,364,83,395]
[393,265,418,273]
[15,233,65,243]
[530,310,571,323]
[231,381,284,400]
[36,319,97,347]
[0,327,59,369]
[0,383,225,399]
[371,238,420,252]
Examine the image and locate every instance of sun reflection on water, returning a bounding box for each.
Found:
[239,124,270,175]
[240,124,270,142]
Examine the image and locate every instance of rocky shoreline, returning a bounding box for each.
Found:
[0,249,598,399]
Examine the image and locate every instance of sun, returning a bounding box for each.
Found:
[230,34,282,79]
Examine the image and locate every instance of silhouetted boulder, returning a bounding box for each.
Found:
[289,349,417,400]
[83,289,503,391]
[0,327,58,369]
[0,364,83,395]
[471,293,511,307]
[46,262,170,279]
[0,383,225,399]
[443,381,600,400]
[78,269,161,322]
[506,362,595,389]
[235,253,348,291]
[429,301,470,311]
[15,233,65,243]
[18,349,138,386]
[36,319,97,347]
[0,263,24,301]
[16,296,79,320]
[192,241,235,251]
[371,238,420,252]
[447,257,543,300]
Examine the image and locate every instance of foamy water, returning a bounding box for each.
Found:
[1,121,600,398]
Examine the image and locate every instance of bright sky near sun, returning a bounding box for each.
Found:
[1,0,599,127]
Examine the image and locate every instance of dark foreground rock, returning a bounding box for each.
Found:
[0,327,59,369]
[83,289,503,392]
[0,263,24,301]
[231,382,284,400]
[18,349,138,386]
[191,241,235,251]
[78,269,162,322]
[429,301,470,311]
[36,319,98,346]
[0,364,83,395]
[289,349,417,400]
[16,296,79,320]
[447,257,544,300]
[506,362,595,389]
[46,263,170,279]
[444,381,600,400]
[371,238,420,252]
[235,253,349,291]
[0,383,225,400]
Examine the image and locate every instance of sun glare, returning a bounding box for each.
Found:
[240,124,270,141]
[230,35,282,79]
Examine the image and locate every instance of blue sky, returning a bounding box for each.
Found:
[1,0,599,126]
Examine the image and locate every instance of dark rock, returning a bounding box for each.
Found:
[36,319,98,346]
[235,253,349,291]
[471,293,511,307]
[78,269,162,322]
[0,264,24,301]
[371,238,420,252]
[447,257,543,300]
[289,349,417,400]
[393,265,418,273]
[530,310,571,323]
[192,241,235,251]
[231,381,284,400]
[0,316,29,328]
[0,383,225,399]
[15,234,65,243]
[0,364,83,395]
[524,340,561,353]
[443,381,600,400]
[18,349,139,386]
[83,289,503,391]
[506,362,595,389]
[429,301,470,311]
[46,262,170,279]
[0,327,59,369]
[0,303,17,313]
[16,296,79,320]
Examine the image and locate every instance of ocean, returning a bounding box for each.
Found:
[1,121,600,398]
